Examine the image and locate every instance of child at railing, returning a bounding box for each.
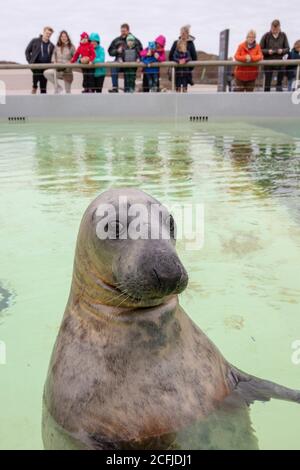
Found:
[122,34,140,93]
[173,40,191,93]
[287,40,300,91]
[71,32,96,93]
[89,33,106,93]
[140,36,166,92]
[140,42,159,92]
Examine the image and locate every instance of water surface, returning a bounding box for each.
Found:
[0,119,299,449]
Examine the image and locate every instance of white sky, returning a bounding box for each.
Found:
[0,0,299,62]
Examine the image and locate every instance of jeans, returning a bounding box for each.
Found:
[175,70,189,89]
[111,66,122,89]
[91,75,105,93]
[124,68,137,92]
[287,70,297,91]
[82,69,94,90]
[32,70,48,93]
[144,73,159,92]
[264,65,285,92]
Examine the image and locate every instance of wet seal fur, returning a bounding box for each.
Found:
[43,189,300,450]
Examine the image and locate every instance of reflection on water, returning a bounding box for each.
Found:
[32,130,196,201]
[214,135,300,221]
[0,120,299,450]
[0,283,12,316]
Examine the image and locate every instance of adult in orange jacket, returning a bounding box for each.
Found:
[234,30,263,92]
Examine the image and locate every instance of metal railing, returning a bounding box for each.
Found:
[1,60,299,92]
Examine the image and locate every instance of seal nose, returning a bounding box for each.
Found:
[152,258,189,296]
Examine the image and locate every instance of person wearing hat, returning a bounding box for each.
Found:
[25,26,55,94]
[140,35,167,92]
[260,20,290,91]
[108,24,142,92]
[71,32,96,93]
[122,34,140,92]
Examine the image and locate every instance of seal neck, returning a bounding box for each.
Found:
[70,243,173,312]
[69,273,179,321]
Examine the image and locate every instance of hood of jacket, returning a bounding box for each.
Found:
[89,32,101,44]
[179,35,195,42]
[155,35,166,47]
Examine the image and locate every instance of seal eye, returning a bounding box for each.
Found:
[166,215,176,239]
[108,221,125,239]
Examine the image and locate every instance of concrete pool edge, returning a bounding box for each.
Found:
[0,93,300,121]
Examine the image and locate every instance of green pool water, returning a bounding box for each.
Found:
[0,119,300,450]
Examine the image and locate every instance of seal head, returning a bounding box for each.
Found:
[71,188,189,310]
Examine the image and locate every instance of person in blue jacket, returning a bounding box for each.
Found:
[89,33,106,93]
[140,42,160,92]
[287,40,300,91]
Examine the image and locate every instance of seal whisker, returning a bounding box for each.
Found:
[116,295,130,309]
[104,291,127,305]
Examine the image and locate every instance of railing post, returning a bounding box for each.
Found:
[54,69,58,92]
[171,66,175,92]
[296,64,300,89]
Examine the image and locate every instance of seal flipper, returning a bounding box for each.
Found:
[229,366,300,406]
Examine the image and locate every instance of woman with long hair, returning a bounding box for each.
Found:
[169,25,197,88]
[44,30,75,94]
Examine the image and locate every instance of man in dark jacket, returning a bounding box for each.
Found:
[25,27,55,94]
[108,23,142,92]
[260,19,289,92]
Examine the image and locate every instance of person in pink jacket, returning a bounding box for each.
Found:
[141,35,166,92]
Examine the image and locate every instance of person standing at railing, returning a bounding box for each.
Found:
[44,31,75,94]
[25,27,55,94]
[169,25,197,86]
[287,40,300,92]
[108,24,142,93]
[173,40,192,92]
[234,30,263,92]
[71,32,96,93]
[122,35,140,93]
[89,33,106,93]
[140,36,166,92]
[260,19,290,92]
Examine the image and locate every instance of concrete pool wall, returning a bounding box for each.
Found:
[0,93,300,121]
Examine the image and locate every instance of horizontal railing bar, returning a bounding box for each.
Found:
[0,60,300,71]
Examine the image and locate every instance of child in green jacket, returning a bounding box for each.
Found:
[90,33,106,93]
